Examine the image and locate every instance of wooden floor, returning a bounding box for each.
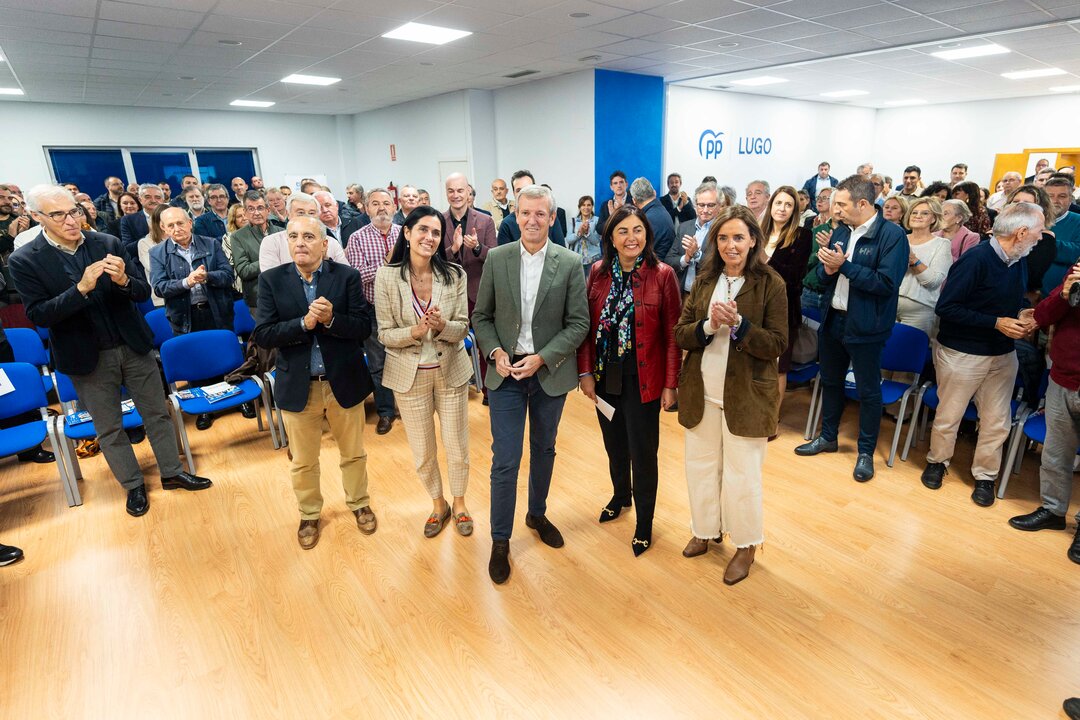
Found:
[1,385,1078,719]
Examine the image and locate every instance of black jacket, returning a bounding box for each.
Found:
[8,231,153,374]
[252,260,373,412]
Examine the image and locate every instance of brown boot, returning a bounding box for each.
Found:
[297,519,320,550]
[723,546,756,585]
[682,536,709,558]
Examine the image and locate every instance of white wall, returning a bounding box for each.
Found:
[664,86,877,198]
[873,94,1080,187]
[0,102,346,192]
[493,71,595,210]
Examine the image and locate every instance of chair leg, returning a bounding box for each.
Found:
[49,420,82,507]
[888,389,914,467]
[804,376,819,440]
[168,395,196,474]
[998,423,1027,499]
[901,388,926,462]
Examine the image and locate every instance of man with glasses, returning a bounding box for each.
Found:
[665,182,720,299]
[193,183,230,241]
[870,174,887,206]
[120,183,164,254]
[229,190,277,309]
[10,185,212,517]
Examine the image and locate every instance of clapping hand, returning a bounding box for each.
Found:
[424,305,445,332]
[710,300,739,329]
[76,260,107,295]
[462,231,478,250]
[817,245,845,275]
[681,234,698,262]
[101,253,128,286]
[451,225,464,253]
[815,228,833,248]
[187,264,207,286]
[310,297,333,324]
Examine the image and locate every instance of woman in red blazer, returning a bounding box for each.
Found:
[577,204,681,556]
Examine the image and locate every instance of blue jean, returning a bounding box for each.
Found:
[818,312,885,455]
[362,333,397,419]
[488,374,567,541]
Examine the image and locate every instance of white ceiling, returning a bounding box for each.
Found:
[0,0,1077,115]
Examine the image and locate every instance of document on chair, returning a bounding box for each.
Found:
[0,368,14,397]
[595,395,616,421]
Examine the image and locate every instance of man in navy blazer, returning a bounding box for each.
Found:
[253,217,377,549]
[119,183,164,253]
[801,162,839,202]
[794,175,909,482]
[10,185,211,517]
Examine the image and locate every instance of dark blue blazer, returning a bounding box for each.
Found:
[192,212,227,241]
[120,212,149,253]
[495,213,566,247]
[815,210,909,344]
[149,234,235,335]
[641,197,677,261]
[8,231,153,374]
[802,174,838,199]
[252,260,373,412]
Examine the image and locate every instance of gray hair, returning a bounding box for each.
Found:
[366,187,393,203]
[694,181,718,200]
[206,183,227,197]
[312,189,335,203]
[992,201,1043,237]
[287,216,326,239]
[517,184,557,214]
[942,198,971,223]
[25,184,75,213]
[816,186,835,199]
[629,177,656,203]
[747,179,770,195]
[719,185,737,207]
[286,191,317,213]
[346,183,364,194]
[138,182,162,197]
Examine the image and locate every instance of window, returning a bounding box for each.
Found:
[46,147,260,196]
[47,149,127,197]
[130,152,193,197]
[196,150,257,190]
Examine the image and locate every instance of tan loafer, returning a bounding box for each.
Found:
[424,505,451,538]
[298,519,320,550]
[724,546,756,585]
[354,506,377,535]
[682,536,709,558]
[453,510,474,536]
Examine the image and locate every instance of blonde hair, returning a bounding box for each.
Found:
[903,196,943,232]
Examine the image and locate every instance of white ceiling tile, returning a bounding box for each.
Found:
[201,15,294,41]
[778,0,879,20]
[96,20,184,42]
[702,8,801,34]
[0,7,94,33]
[593,0,679,10]
[598,56,665,71]
[744,20,834,41]
[0,0,97,15]
[819,4,922,29]
[852,17,953,39]
[97,1,204,29]
[485,16,579,41]
[640,46,717,62]
[650,0,749,23]
[590,12,683,37]
[213,0,320,25]
[784,30,883,52]
[641,25,737,45]
[0,26,91,45]
[415,3,527,31]
[545,28,629,50]
[332,0,445,22]
[598,37,672,55]
[527,0,634,26]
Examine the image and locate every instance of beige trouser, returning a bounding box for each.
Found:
[928,345,1017,482]
[684,401,767,548]
[280,380,369,520]
[395,368,470,499]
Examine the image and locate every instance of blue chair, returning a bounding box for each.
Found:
[136,298,156,315]
[807,323,929,467]
[464,330,482,393]
[34,325,49,345]
[0,362,69,504]
[998,372,1074,498]
[144,308,174,350]
[6,327,53,395]
[789,361,820,440]
[50,371,146,507]
[233,299,255,337]
[158,330,272,472]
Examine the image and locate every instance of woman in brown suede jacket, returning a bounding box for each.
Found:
[675,205,788,585]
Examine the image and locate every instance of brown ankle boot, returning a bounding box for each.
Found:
[682,536,709,558]
[723,546,756,585]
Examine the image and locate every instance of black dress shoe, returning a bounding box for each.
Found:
[853,453,875,482]
[794,436,838,456]
[1009,507,1066,531]
[239,402,256,419]
[195,413,214,431]
[631,530,652,557]
[126,485,149,517]
[489,539,511,584]
[525,513,564,548]
[17,447,55,464]
[598,497,631,523]
[126,427,146,444]
[161,471,212,491]
[481,395,489,407]
[921,462,947,489]
[971,480,995,507]
[0,543,24,566]
[376,415,394,435]
[1065,697,1080,720]
[1069,527,1080,566]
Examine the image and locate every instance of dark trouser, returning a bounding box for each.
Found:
[363,330,397,419]
[818,311,885,456]
[1040,378,1080,522]
[69,346,184,489]
[596,385,661,535]
[488,373,566,541]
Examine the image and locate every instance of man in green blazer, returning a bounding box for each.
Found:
[472,185,590,584]
[229,190,285,308]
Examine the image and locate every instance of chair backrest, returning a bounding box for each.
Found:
[159,330,245,384]
[52,370,79,405]
[144,308,174,349]
[0,362,49,420]
[803,306,822,324]
[5,328,49,367]
[34,325,50,344]
[233,299,255,336]
[136,298,156,316]
[881,323,929,376]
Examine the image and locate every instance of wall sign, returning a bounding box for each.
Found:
[698,129,773,159]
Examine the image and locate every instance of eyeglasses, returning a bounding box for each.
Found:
[208,194,228,200]
[696,202,718,210]
[39,206,85,222]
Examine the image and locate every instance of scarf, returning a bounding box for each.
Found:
[593,255,643,381]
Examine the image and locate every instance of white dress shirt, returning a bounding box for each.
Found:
[831,213,878,313]
[515,240,549,355]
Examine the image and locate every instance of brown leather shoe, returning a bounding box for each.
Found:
[682,536,709,558]
[297,519,320,550]
[376,416,394,435]
[354,506,377,535]
[724,546,756,585]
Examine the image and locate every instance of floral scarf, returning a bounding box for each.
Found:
[593,255,643,381]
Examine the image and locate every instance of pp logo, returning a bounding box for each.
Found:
[698,130,724,159]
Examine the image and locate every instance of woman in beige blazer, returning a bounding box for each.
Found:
[375,207,475,538]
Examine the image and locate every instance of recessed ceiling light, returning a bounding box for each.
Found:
[716,41,739,48]
[0,88,24,96]
[930,43,1009,60]
[821,89,868,98]
[217,39,242,46]
[382,22,471,45]
[936,42,960,49]
[569,12,590,18]
[1002,67,1067,80]
[419,61,434,66]
[882,98,927,106]
[1049,84,1080,92]
[730,75,787,86]
[281,73,341,86]
[162,93,173,97]
[178,75,196,81]
[0,55,6,63]
[579,54,601,62]
[231,99,275,108]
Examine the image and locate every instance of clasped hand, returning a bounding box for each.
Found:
[77,253,128,294]
[493,349,543,380]
[304,296,333,330]
[411,305,445,338]
[710,299,739,329]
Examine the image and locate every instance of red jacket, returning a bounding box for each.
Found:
[1034,283,1080,391]
[577,260,682,403]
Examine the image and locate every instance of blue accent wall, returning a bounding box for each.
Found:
[593,70,664,206]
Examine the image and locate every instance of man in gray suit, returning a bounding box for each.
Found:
[472,185,589,584]
[663,181,720,296]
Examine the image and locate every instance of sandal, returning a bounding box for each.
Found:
[424,505,451,538]
[453,511,474,537]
